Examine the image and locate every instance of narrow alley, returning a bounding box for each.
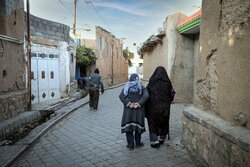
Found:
[11,87,195,167]
[1,0,249,166]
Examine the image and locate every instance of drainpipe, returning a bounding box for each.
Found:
[27,0,32,110]
[73,0,77,35]
[111,46,114,85]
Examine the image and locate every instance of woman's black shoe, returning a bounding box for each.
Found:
[126,145,134,150]
[159,140,164,144]
[135,142,144,148]
[151,143,160,148]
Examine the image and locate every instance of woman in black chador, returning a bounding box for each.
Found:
[146,66,175,148]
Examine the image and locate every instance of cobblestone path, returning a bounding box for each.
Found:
[11,87,196,167]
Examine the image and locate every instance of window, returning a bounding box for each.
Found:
[116,48,118,58]
[49,54,59,58]
[76,38,81,47]
[38,53,47,58]
[105,40,108,56]
[71,53,74,62]
[31,53,37,57]
[98,37,102,50]
[110,46,113,57]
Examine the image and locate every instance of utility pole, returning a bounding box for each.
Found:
[73,0,77,35]
[27,0,32,110]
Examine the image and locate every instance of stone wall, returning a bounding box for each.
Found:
[182,107,250,167]
[0,90,29,122]
[194,0,250,129]
[0,0,29,122]
[0,109,41,141]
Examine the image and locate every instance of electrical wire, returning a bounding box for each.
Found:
[58,0,115,36]
[58,0,87,32]
[83,0,113,33]
[58,0,75,17]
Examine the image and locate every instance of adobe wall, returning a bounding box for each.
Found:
[0,0,29,122]
[142,13,196,103]
[182,0,250,166]
[171,34,195,103]
[194,0,250,129]
[95,27,128,86]
[143,13,187,80]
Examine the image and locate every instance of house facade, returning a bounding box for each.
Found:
[139,12,199,103]
[95,26,128,85]
[0,0,28,122]
[29,14,76,104]
[0,0,77,141]
[75,26,128,86]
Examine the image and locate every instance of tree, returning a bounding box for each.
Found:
[76,46,97,66]
[123,47,134,67]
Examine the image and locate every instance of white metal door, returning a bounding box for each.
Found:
[48,56,60,100]
[38,54,49,102]
[31,53,39,104]
[31,53,61,103]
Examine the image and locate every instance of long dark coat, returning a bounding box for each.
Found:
[119,87,149,134]
[145,66,175,139]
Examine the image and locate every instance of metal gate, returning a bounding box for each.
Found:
[31,53,60,104]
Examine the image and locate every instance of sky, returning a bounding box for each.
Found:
[24,0,201,56]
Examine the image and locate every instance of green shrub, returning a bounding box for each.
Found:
[76,46,97,66]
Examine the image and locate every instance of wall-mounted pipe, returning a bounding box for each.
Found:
[0,34,23,44]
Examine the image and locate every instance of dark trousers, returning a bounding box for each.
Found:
[126,131,141,148]
[89,90,99,109]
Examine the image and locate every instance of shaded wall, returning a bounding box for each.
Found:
[193,34,200,99]
[143,13,197,103]
[0,0,28,122]
[171,34,195,103]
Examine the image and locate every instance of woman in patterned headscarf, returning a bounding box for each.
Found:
[119,73,149,150]
[146,66,175,148]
